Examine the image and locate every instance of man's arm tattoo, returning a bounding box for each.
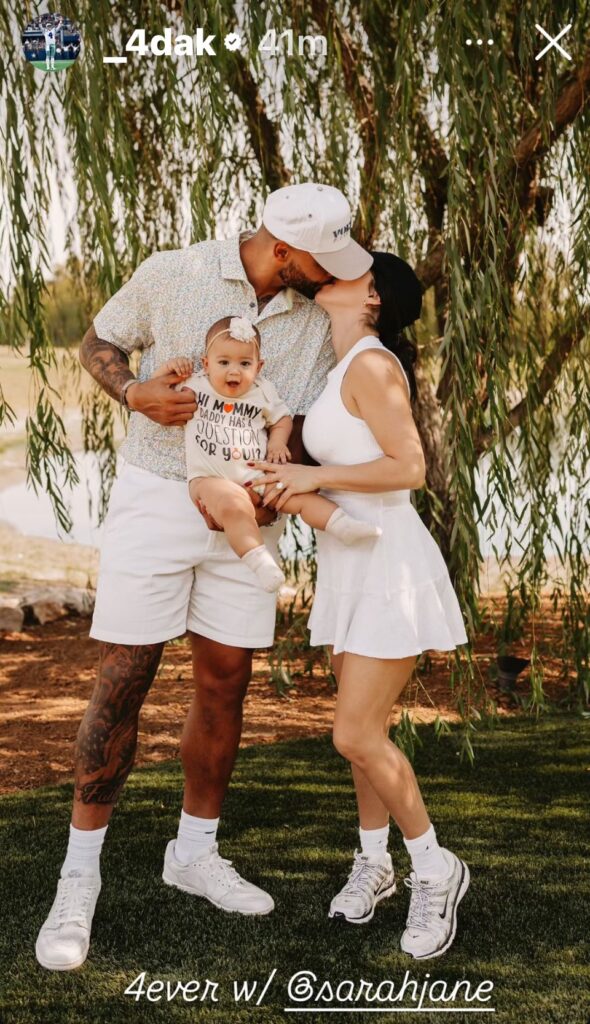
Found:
[79,326,135,402]
[75,642,164,805]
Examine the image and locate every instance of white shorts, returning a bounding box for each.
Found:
[90,461,285,648]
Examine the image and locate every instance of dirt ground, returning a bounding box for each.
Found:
[0,593,575,795]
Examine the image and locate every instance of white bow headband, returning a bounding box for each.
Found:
[205,316,259,355]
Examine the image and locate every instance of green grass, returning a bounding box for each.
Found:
[29,60,77,72]
[1,715,588,1024]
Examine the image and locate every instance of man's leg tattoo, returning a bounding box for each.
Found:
[75,643,164,805]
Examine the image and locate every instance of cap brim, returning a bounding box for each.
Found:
[311,240,374,280]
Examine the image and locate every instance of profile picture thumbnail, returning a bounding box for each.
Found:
[22,12,81,73]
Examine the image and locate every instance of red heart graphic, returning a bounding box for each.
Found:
[224,403,234,413]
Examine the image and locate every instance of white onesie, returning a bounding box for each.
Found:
[183,371,291,490]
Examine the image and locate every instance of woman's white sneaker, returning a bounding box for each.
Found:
[329,850,396,924]
[400,848,470,959]
[35,869,101,971]
[162,840,274,914]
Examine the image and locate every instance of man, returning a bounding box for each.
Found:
[43,16,62,71]
[35,182,372,971]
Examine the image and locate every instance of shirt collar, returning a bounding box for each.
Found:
[219,234,250,282]
[258,287,294,320]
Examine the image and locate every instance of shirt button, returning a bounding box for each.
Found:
[249,301,256,308]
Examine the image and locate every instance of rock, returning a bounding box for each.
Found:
[0,583,95,629]
[28,599,68,625]
[0,597,25,633]
[19,586,59,626]
[62,587,95,616]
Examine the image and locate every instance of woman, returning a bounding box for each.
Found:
[251,252,470,960]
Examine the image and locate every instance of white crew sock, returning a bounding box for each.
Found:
[403,823,450,881]
[359,823,390,858]
[242,544,285,592]
[324,507,382,545]
[174,810,220,865]
[60,824,108,878]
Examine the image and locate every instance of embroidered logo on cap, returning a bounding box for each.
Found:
[333,220,351,240]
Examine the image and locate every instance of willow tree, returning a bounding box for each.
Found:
[1,1,589,754]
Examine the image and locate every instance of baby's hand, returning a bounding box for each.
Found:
[166,357,194,378]
[265,443,292,464]
[153,357,194,380]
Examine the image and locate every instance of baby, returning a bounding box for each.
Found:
[151,316,381,592]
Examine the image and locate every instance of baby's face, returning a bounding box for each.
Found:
[202,337,263,397]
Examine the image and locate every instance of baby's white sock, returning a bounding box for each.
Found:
[242,544,285,592]
[325,507,382,545]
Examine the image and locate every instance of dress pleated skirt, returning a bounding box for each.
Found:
[307,490,469,659]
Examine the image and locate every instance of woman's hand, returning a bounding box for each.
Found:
[247,460,322,510]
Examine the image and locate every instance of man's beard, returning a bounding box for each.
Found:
[279,260,324,300]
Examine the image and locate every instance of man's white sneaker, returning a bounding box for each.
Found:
[329,850,396,924]
[35,869,101,971]
[162,841,274,915]
[400,848,470,959]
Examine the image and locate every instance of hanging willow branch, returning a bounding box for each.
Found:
[474,311,590,458]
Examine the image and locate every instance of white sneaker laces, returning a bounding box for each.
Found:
[403,875,446,930]
[52,878,95,929]
[341,853,385,900]
[206,852,244,890]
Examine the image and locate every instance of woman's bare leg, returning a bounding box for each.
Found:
[329,656,469,955]
[330,649,390,831]
[333,652,430,839]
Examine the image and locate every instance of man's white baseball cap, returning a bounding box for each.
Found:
[262,183,373,281]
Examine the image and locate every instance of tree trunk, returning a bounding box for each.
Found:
[414,364,456,567]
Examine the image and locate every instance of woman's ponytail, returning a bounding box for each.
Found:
[368,251,422,403]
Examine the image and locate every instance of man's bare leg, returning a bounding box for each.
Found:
[180,633,253,816]
[36,640,164,970]
[72,641,165,827]
[163,632,275,914]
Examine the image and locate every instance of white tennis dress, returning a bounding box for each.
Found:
[302,336,469,658]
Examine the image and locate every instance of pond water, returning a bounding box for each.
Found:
[0,450,586,560]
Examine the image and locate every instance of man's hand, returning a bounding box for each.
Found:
[244,483,280,527]
[79,326,197,425]
[194,499,223,531]
[127,375,197,425]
